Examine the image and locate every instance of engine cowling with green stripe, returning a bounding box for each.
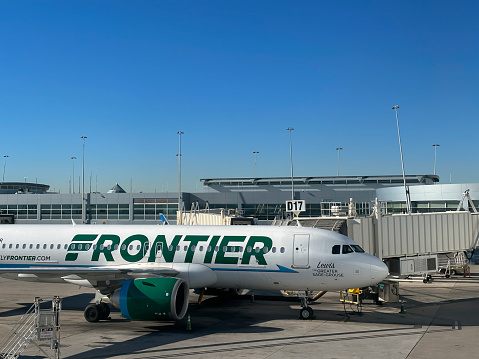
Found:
[110,277,189,321]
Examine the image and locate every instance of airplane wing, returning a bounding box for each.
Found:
[0,262,216,291]
[0,266,179,276]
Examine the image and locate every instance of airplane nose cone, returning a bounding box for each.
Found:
[370,257,389,282]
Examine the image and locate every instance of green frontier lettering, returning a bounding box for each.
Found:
[65,234,98,261]
[214,236,246,265]
[203,235,220,264]
[92,234,120,262]
[120,234,149,262]
[148,235,182,263]
[183,235,209,263]
[241,236,273,265]
[68,233,274,265]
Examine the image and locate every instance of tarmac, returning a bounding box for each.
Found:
[0,265,478,359]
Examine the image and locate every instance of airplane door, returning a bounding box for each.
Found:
[293,234,310,268]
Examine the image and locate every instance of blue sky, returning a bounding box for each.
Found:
[0,0,478,193]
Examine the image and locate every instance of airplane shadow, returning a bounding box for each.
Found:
[61,289,479,359]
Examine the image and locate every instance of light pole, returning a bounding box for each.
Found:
[392,105,411,214]
[433,144,440,176]
[177,131,184,224]
[286,127,294,200]
[71,157,76,194]
[2,155,8,182]
[336,147,343,176]
[81,136,87,223]
[253,151,259,178]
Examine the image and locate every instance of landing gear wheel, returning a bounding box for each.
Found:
[299,307,314,320]
[84,304,100,322]
[98,303,111,320]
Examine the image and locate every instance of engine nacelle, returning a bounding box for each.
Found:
[110,277,189,321]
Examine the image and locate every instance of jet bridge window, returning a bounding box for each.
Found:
[332,245,341,254]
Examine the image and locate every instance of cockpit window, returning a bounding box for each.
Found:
[342,245,354,254]
[351,245,365,253]
[332,245,341,254]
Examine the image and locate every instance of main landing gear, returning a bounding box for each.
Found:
[298,291,314,320]
[84,302,111,322]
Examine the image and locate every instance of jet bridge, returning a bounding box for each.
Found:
[347,210,479,279]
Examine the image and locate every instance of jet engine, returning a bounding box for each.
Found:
[109,277,189,321]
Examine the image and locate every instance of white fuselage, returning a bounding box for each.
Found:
[0,224,388,292]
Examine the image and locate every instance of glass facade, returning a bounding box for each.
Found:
[41,204,82,220]
[133,198,178,221]
[90,204,130,221]
[0,204,37,220]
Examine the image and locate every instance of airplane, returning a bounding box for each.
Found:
[0,224,388,321]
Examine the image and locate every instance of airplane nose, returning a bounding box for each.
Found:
[370,257,389,282]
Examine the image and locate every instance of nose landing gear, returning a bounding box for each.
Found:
[298,291,315,320]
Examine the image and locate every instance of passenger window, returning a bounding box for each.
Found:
[57,244,61,250]
[215,246,219,252]
[30,244,33,249]
[79,244,83,250]
[168,245,173,251]
[129,245,133,250]
[43,244,47,249]
[108,245,112,250]
[263,247,269,253]
[22,244,26,249]
[272,247,276,253]
[247,246,252,253]
[332,245,341,254]
[280,247,285,253]
[176,246,180,251]
[9,244,12,249]
[36,244,40,249]
[342,245,354,254]
[199,246,204,252]
[207,246,211,252]
[114,244,118,250]
[191,245,196,252]
[50,244,54,249]
[1,244,4,249]
[136,245,139,251]
[16,244,19,249]
[184,246,188,251]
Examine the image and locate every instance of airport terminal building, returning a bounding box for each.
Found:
[3,174,477,224]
